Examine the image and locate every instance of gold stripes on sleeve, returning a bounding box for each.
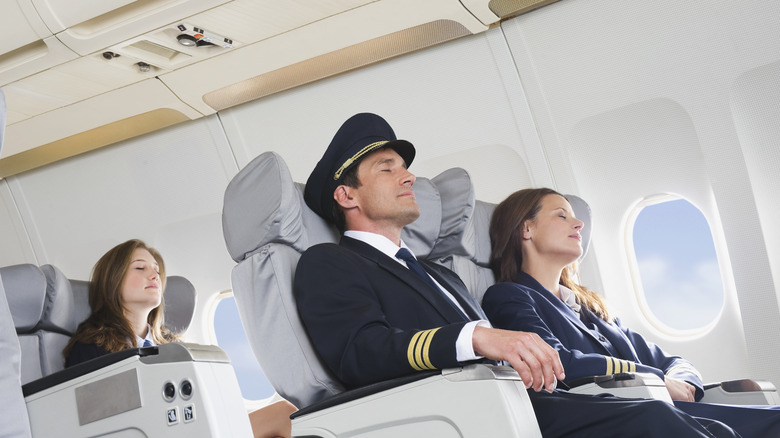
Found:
[407,328,441,371]
[605,356,637,375]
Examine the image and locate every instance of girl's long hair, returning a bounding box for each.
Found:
[63,239,179,358]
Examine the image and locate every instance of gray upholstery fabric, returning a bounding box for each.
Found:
[427,169,497,304]
[1,264,46,332]
[0,272,33,438]
[224,151,343,408]
[223,152,311,263]
[401,177,442,258]
[69,279,91,330]
[1,264,47,384]
[223,151,446,408]
[426,168,593,305]
[163,276,197,336]
[38,265,76,375]
[566,194,593,259]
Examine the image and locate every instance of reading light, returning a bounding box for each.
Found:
[177,34,198,47]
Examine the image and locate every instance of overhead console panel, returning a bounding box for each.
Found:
[160,0,488,115]
[0,0,564,175]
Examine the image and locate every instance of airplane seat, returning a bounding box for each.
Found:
[1,264,49,384]
[223,150,344,409]
[427,167,497,304]
[223,151,543,437]
[37,264,78,376]
[16,265,252,437]
[0,88,33,437]
[0,267,34,437]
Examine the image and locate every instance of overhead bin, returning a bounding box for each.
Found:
[160,0,488,115]
[45,0,232,56]
[0,79,201,178]
[0,1,77,88]
[460,0,564,25]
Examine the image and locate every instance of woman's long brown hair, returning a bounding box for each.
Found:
[489,188,612,321]
[63,239,178,358]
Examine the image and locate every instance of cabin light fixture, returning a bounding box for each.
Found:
[174,24,233,49]
[137,62,151,73]
[176,34,198,47]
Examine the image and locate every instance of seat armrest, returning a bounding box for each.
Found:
[24,343,253,437]
[292,364,542,437]
[701,379,780,405]
[567,372,673,404]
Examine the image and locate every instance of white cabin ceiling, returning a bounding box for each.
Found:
[0,0,558,177]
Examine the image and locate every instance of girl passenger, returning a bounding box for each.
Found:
[481,188,779,438]
[63,239,297,438]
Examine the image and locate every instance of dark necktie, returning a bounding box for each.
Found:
[142,339,153,347]
[396,248,469,320]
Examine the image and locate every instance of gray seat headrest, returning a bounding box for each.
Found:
[0,264,47,332]
[40,265,77,334]
[401,177,441,258]
[69,279,91,328]
[428,168,488,264]
[565,194,592,259]
[163,276,196,335]
[223,152,308,263]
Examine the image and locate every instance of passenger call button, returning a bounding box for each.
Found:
[167,407,180,425]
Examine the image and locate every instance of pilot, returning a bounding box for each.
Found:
[294,112,739,437]
[482,187,780,438]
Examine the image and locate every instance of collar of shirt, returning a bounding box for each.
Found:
[559,284,582,313]
[344,230,411,264]
[135,324,156,347]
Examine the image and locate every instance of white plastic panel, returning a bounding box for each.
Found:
[2,51,157,126]
[54,0,232,56]
[0,36,78,91]
[500,0,780,387]
[30,0,135,33]
[0,179,37,266]
[0,0,51,55]
[218,26,542,203]
[2,79,202,158]
[160,0,488,115]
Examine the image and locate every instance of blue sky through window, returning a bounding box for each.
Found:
[632,198,724,330]
[214,295,276,400]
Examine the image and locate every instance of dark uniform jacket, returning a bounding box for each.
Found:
[482,271,705,399]
[294,236,486,388]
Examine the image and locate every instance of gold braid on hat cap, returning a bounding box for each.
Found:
[333,140,389,180]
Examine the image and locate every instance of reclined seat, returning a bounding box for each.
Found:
[222,151,543,437]
[0,266,34,437]
[0,261,250,437]
[425,168,778,405]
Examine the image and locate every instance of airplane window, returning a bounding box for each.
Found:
[213,292,276,400]
[631,197,724,331]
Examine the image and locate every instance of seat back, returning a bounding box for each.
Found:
[2,264,48,384]
[427,168,592,304]
[222,151,444,408]
[0,269,33,437]
[0,88,33,437]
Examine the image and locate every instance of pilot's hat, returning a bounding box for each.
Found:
[304,113,415,223]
